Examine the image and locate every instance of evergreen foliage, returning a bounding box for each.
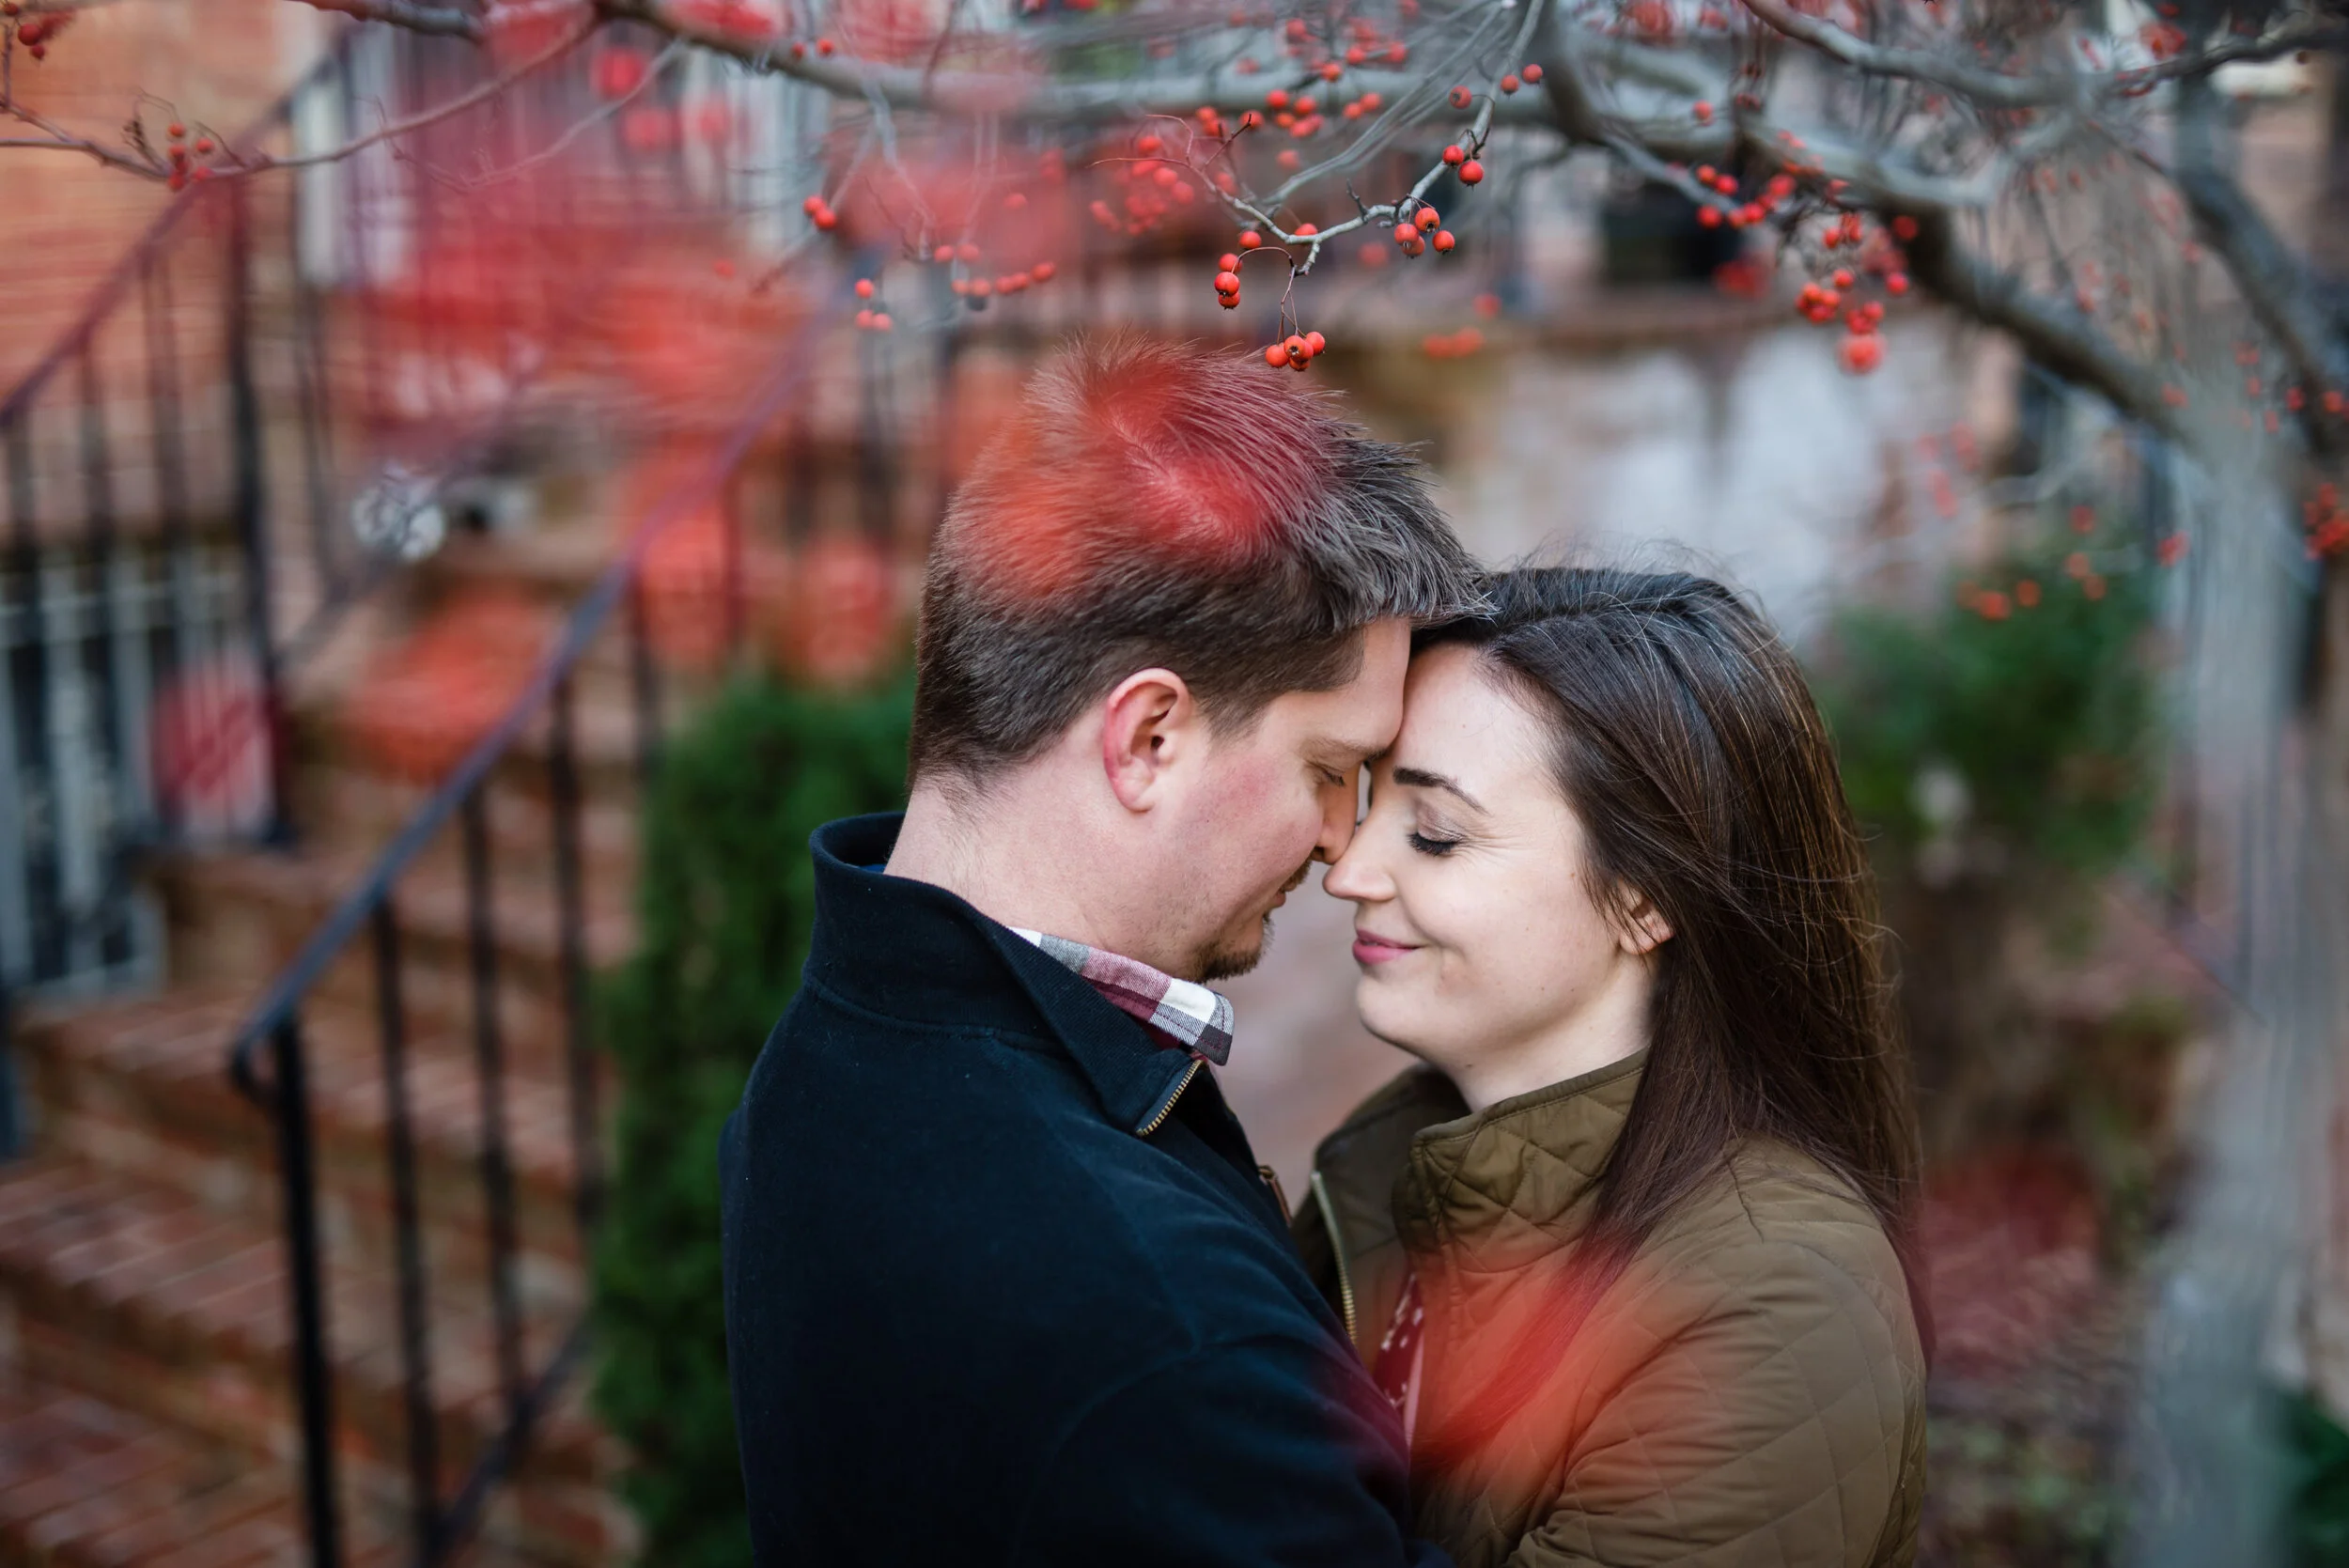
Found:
[590,675,912,1568]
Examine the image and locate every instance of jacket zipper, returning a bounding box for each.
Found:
[1308,1169,1359,1345]
[1135,1058,1201,1137]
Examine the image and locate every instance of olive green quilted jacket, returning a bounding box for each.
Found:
[1292,1053,1926,1568]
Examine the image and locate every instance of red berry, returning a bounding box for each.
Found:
[1394,223,1418,246]
[1886,272,1910,296]
[1239,110,1262,130]
[1239,229,1263,249]
[1500,73,1520,93]
[194,136,213,155]
[855,278,876,298]
[166,122,185,139]
[1693,100,1714,122]
[1320,61,1342,79]
[1264,343,1289,368]
[855,307,875,328]
[1432,229,1455,252]
[1214,270,1242,292]
[1449,85,1471,108]
[1219,252,1240,271]
[1033,261,1057,283]
[1832,268,1854,289]
[1839,334,1883,374]
[1458,159,1484,184]
[817,36,835,53]
[1284,334,1312,366]
[1137,133,1161,154]
[802,194,827,214]
[872,312,893,332]
[1305,330,1328,355]
[1442,144,1465,165]
[1296,222,1317,237]
[1521,63,1544,83]
[1414,207,1439,232]
[1268,87,1290,109]
[814,210,837,231]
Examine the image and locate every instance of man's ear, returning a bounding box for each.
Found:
[1617,887,1674,956]
[1100,668,1197,812]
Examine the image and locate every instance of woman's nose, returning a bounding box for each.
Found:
[1322,832,1388,904]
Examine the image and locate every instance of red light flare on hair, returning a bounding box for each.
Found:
[948,347,1336,604]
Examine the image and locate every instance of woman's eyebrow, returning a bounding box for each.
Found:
[1391,765,1486,812]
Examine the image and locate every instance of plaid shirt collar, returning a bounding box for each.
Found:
[1011,930,1236,1066]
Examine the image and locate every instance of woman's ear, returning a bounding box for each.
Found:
[1616,888,1674,955]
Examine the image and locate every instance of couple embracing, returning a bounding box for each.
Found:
[719,335,1929,1568]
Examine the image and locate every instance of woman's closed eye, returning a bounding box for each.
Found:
[1408,830,1461,857]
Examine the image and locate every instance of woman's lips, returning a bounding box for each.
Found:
[1351,932,1419,966]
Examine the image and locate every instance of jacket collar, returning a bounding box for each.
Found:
[1393,1050,1647,1274]
[804,814,1197,1135]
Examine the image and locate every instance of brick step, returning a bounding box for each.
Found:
[0,1157,606,1523]
[159,848,635,1064]
[17,987,597,1297]
[0,1367,403,1568]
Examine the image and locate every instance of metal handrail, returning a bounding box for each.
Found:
[220,303,827,1567]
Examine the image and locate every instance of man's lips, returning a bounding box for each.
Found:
[1351,931,1420,965]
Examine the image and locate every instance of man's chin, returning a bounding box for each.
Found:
[1196,914,1276,983]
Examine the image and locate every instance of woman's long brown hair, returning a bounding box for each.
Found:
[1414,566,1928,1461]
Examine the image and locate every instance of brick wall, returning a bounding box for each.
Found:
[1,0,319,394]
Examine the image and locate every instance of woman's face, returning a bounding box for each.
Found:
[1323,644,1666,1110]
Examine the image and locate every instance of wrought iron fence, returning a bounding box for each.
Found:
[221,312,852,1566]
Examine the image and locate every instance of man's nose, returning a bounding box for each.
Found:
[1314,771,1361,862]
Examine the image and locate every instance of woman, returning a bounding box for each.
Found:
[1295,566,1929,1568]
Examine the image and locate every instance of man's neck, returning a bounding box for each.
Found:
[886,777,1132,956]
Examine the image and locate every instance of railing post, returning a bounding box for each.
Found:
[226,179,294,847]
[270,1010,344,1568]
[371,898,443,1560]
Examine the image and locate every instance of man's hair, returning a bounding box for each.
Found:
[910,333,1482,784]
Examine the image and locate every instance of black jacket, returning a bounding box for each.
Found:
[719,813,1443,1567]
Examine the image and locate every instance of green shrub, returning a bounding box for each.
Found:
[591,675,912,1568]
[2288,1389,2349,1567]
[1815,541,2162,895]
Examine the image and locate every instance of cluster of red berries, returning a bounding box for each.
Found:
[851,278,893,333]
[785,37,840,59]
[1212,252,1248,309]
[801,194,841,232]
[1264,331,1329,371]
[1422,327,1485,359]
[4,2,66,60]
[1439,143,1486,185]
[1391,205,1455,256]
[931,241,1055,306]
[162,121,219,193]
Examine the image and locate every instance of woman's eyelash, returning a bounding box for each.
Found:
[1408,831,1459,857]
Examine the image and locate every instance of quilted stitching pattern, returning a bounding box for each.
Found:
[1317,1063,1925,1568]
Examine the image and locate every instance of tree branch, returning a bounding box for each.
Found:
[289,0,484,40]
[1903,208,2188,446]
[2172,73,2349,449]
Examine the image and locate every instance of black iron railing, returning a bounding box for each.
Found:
[222,307,842,1565]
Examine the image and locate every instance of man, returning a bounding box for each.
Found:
[719,334,1481,1565]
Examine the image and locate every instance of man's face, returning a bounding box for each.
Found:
[1167,618,1412,982]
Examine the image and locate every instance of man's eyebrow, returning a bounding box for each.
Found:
[1391,765,1486,812]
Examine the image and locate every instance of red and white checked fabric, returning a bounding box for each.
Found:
[1013,929,1236,1066]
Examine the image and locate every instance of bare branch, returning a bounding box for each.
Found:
[2172,73,2349,448]
[1903,208,2188,445]
[289,0,485,40]
[0,132,156,173]
[237,11,595,173]
[1736,0,2068,109]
